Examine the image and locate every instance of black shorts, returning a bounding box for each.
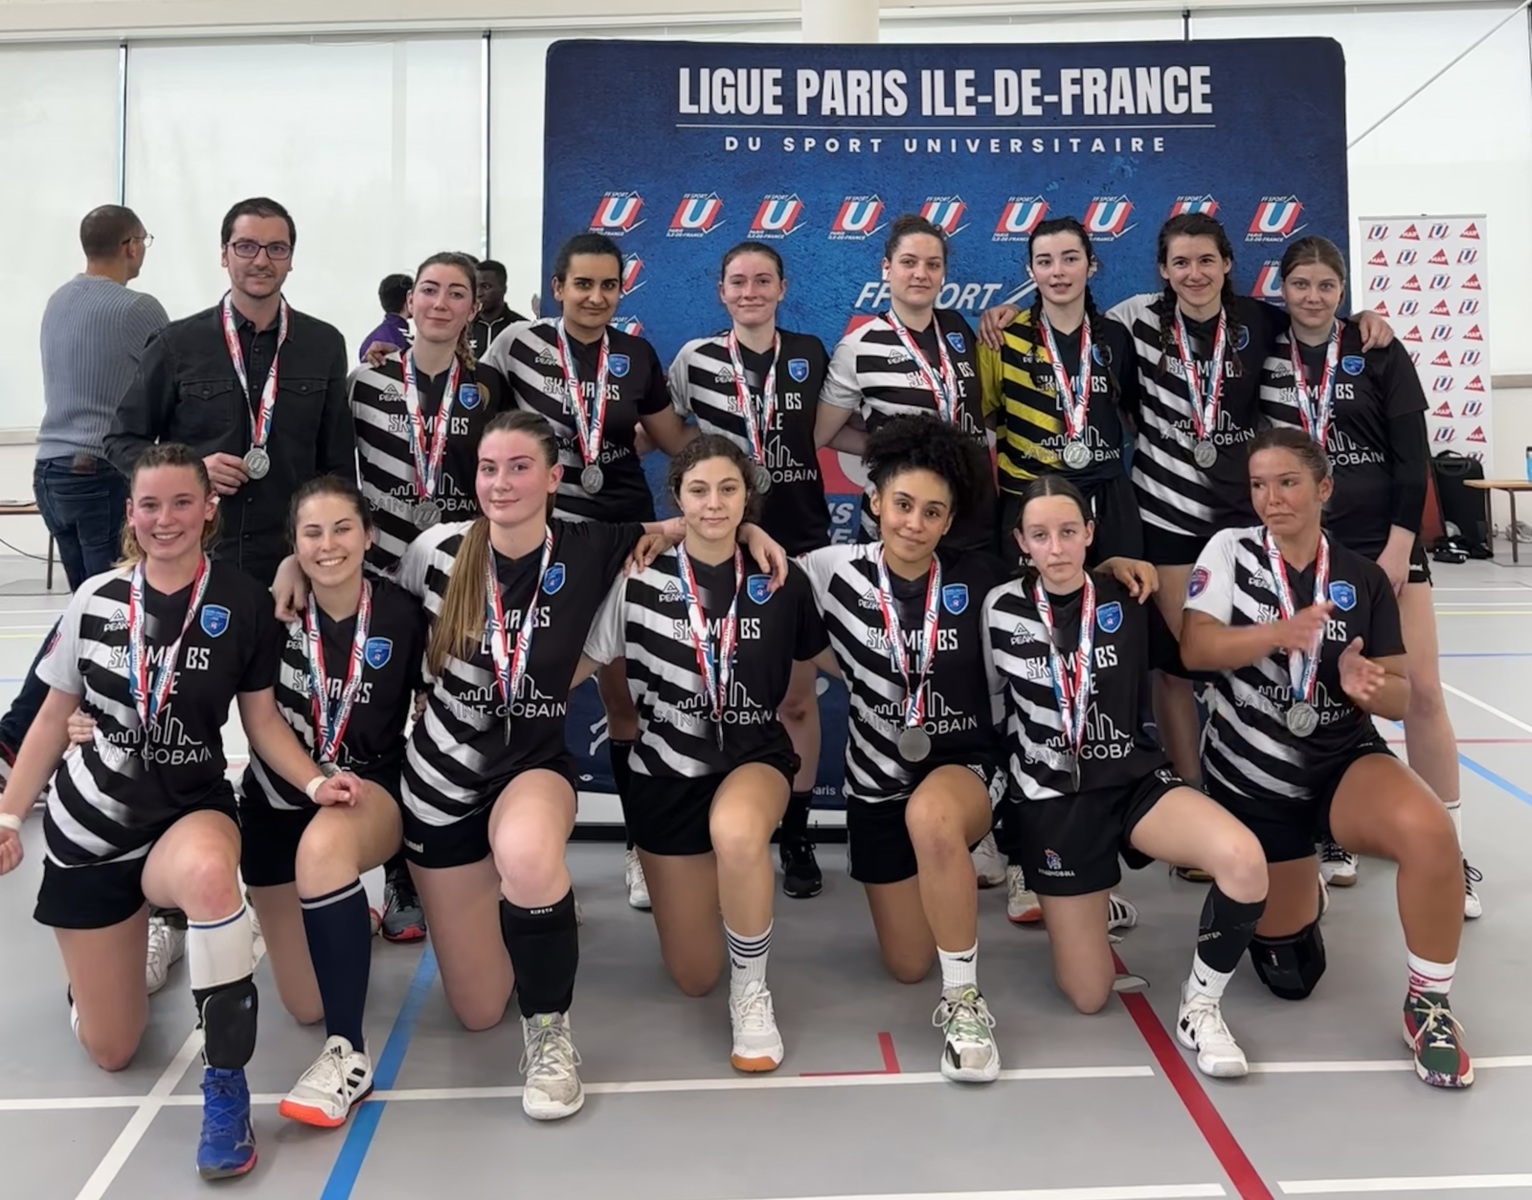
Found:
[846,758,1002,885]
[997,473,1143,567]
[624,753,797,857]
[1008,767,1180,896]
[400,755,579,870]
[1142,525,1209,569]
[1207,740,1395,863]
[34,797,240,930]
[238,768,403,888]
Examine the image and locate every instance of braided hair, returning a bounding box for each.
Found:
[1025,216,1119,406]
[1153,213,1243,380]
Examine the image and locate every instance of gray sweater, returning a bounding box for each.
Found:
[37,274,168,462]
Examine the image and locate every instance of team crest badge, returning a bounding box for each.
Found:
[1341,355,1365,376]
[1187,566,1211,599]
[364,637,393,669]
[608,354,631,379]
[542,563,567,595]
[1234,325,1251,352]
[458,383,481,410]
[746,574,773,605]
[945,331,966,354]
[1096,601,1123,634]
[1044,848,1063,872]
[941,583,968,614]
[199,605,231,638]
[1092,343,1111,366]
[787,358,810,383]
[1328,581,1357,611]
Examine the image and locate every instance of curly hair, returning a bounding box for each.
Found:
[666,433,763,526]
[863,413,986,521]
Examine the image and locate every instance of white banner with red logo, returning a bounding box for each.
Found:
[1358,215,1491,462]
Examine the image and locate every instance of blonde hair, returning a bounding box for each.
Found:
[116,443,222,567]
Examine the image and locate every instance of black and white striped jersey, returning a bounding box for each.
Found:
[1185,527,1403,806]
[1109,293,1282,546]
[348,356,508,577]
[585,550,826,778]
[982,573,1166,801]
[799,543,1005,803]
[480,321,670,524]
[394,517,644,823]
[34,562,281,865]
[821,311,996,554]
[668,330,831,555]
[240,579,427,811]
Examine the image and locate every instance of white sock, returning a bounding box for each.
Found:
[725,922,771,995]
[1443,800,1463,849]
[1407,952,1455,998]
[187,904,254,991]
[1186,950,1234,1001]
[938,942,979,993]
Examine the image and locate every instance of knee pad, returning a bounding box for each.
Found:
[198,977,259,1069]
[1248,921,1326,1001]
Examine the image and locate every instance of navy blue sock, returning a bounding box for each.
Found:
[300,880,372,1049]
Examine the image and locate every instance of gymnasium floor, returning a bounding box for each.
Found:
[2,557,1531,1200]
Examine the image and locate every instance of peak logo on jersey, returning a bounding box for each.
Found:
[1433,376,1454,392]
[746,574,773,605]
[364,637,393,669]
[946,331,966,354]
[200,605,230,638]
[1396,300,1420,316]
[1429,274,1452,291]
[1466,376,1486,392]
[1247,196,1304,241]
[941,583,968,615]
[1366,224,1390,241]
[1467,426,1487,444]
[1462,222,1481,239]
[608,354,631,378]
[1096,601,1123,634]
[829,195,885,239]
[1396,249,1418,265]
[1460,349,1482,365]
[1187,566,1211,599]
[1459,248,1479,264]
[787,357,810,383]
[1367,251,1388,266]
[1341,355,1365,376]
[749,194,805,238]
[541,563,567,595]
[622,254,644,295]
[1368,275,1390,293]
[1432,426,1457,443]
[590,191,644,235]
[920,196,968,236]
[610,315,644,336]
[1431,401,1454,418]
[458,383,481,410]
[1083,196,1134,239]
[1401,275,1421,292]
[994,196,1048,239]
[1427,249,1448,266]
[1170,195,1219,217]
[1463,274,1482,291]
[1401,224,1420,240]
[1327,581,1356,612]
[1251,262,1283,300]
[1461,400,1485,417]
[1459,299,1480,316]
[1233,324,1251,352]
[660,580,683,604]
[1465,324,1484,340]
[668,193,724,238]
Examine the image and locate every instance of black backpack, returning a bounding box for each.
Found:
[1431,451,1491,559]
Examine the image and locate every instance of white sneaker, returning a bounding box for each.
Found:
[1318,871,1331,920]
[970,832,1006,888]
[1463,860,1483,920]
[279,1035,374,1128]
[932,987,1000,1083]
[520,1012,584,1120]
[728,981,784,1072]
[624,847,651,910]
[1107,893,1138,932]
[1005,864,1042,925]
[1177,984,1248,1078]
[145,916,185,995]
[1318,841,1358,887]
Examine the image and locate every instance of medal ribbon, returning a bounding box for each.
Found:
[126,555,212,736]
[553,321,611,466]
[724,331,778,467]
[1037,315,1094,443]
[484,530,555,717]
[1032,574,1097,763]
[1288,323,1342,448]
[1171,309,1228,447]
[874,550,943,733]
[302,580,373,765]
[673,547,744,729]
[884,310,957,424]
[1263,530,1330,708]
[402,354,462,501]
[221,294,290,452]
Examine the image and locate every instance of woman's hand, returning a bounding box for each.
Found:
[362,341,398,368]
[626,532,674,575]
[978,303,1022,351]
[739,524,788,590]
[1353,309,1394,351]
[313,771,364,808]
[1271,601,1332,654]
[1337,637,1387,706]
[0,822,23,877]
[65,707,96,746]
[1098,557,1159,603]
[271,554,309,622]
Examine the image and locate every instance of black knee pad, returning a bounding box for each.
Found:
[197,977,259,1069]
[1247,920,1326,1000]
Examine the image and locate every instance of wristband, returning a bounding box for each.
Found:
[0,812,22,834]
[304,776,325,802]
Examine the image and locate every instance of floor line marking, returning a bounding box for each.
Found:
[1279,1175,1532,1194]
[1251,1054,1532,1074]
[800,1030,902,1077]
[1440,682,1532,734]
[1112,951,1273,1200]
[660,1189,1228,1200]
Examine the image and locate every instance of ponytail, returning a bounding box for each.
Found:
[426,516,490,678]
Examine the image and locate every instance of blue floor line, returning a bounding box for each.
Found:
[1457,752,1532,808]
[318,945,438,1200]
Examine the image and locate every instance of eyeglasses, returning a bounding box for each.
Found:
[227,239,292,261]
[124,233,154,248]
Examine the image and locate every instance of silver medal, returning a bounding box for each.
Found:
[243,446,271,479]
[580,464,604,495]
[897,726,932,763]
[412,500,441,530]
[1286,701,1319,738]
[753,463,773,494]
[1193,440,1218,470]
[319,761,340,778]
[1061,440,1091,470]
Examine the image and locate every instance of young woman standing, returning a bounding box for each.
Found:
[1181,428,1471,1089]
[1260,236,1479,916]
[585,436,827,1070]
[0,445,362,1177]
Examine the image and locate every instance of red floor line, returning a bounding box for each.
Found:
[800,1031,901,1078]
[1384,738,1532,745]
[1111,951,1274,1200]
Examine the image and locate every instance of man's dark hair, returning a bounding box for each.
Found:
[220,197,296,248]
[80,205,144,260]
[477,260,508,285]
[378,273,413,314]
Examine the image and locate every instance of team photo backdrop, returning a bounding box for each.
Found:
[543,37,1350,806]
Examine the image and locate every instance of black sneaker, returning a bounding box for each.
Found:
[381,868,427,943]
[780,836,822,899]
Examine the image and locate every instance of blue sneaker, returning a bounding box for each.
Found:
[197,1067,257,1179]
